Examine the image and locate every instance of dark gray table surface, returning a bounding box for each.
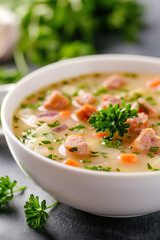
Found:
[1,0,160,239]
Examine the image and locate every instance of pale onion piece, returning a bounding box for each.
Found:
[34,123,52,136]
[61,85,77,96]
[34,145,50,157]
[0,7,19,60]
[21,116,38,128]
[59,144,67,156]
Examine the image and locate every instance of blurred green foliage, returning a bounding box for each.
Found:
[0,0,143,67]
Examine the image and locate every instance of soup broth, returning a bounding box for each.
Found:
[12,72,160,172]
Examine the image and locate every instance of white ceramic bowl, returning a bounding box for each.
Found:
[2,54,160,217]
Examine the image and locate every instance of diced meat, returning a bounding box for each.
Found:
[103,74,126,89]
[74,93,95,105]
[76,104,97,121]
[131,128,160,152]
[137,98,157,117]
[126,112,148,132]
[101,94,121,109]
[146,78,160,91]
[65,134,90,155]
[43,90,70,110]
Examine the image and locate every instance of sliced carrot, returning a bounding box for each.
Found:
[59,111,71,117]
[146,78,160,89]
[120,154,137,164]
[76,104,97,121]
[92,132,108,138]
[64,159,79,167]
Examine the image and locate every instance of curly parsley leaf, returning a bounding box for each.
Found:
[0,176,26,211]
[88,102,138,138]
[24,194,59,229]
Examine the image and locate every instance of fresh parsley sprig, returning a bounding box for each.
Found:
[24,194,59,229]
[88,102,138,138]
[0,176,26,211]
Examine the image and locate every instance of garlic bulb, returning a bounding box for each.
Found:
[0,7,19,60]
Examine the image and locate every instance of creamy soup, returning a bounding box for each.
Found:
[12,72,160,172]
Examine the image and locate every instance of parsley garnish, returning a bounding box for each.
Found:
[93,87,108,96]
[147,153,154,158]
[13,116,19,123]
[69,147,78,152]
[69,124,86,132]
[41,141,52,144]
[102,138,126,149]
[149,147,159,152]
[99,152,108,158]
[0,176,26,211]
[88,102,138,138]
[48,121,60,128]
[147,163,160,171]
[81,159,92,163]
[83,165,111,172]
[24,194,59,229]
[21,103,41,109]
[48,146,54,150]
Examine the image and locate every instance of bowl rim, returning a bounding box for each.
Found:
[2,53,160,178]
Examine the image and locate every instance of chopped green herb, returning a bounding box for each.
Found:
[45,90,52,96]
[41,141,52,144]
[83,165,111,172]
[116,168,120,172]
[21,103,41,109]
[62,80,68,85]
[147,153,154,158]
[13,116,19,123]
[81,159,92,163]
[48,146,54,150]
[69,147,78,152]
[89,101,138,138]
[89,155,99,157]
[69,124,86,133]
[14,126,19,128]
[120,150,126,153]
[48,121,60,128]
[53,137,64,144]
[147,163,152,170]
[147,163,160,171]
[41,132,55,136]
[65,133,68,136]
[94,87,108,96]
[149,147,159,152]
[100,152,108,158]
[129,93,142,101]
[91,151,99,154]
[46,154,53,159]
[38,96,45,101]
[132,151,141,154]
[39,121,45,123]
[102,138,126,149]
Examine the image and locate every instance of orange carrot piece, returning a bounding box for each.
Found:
[120,154,137,164]
[59,111,71,117]
[92,132,108,138]
[64,159,79,167]
[146,78,160,89]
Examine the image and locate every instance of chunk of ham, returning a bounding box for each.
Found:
[126,112,148,132]
[43,90,70,110]
[136,98,158,117]
[103,74,126,89]
[65,134,90,155]
[76,104,97,121]
[101,94,121,109]
[146,78,160,91]
[74,93,95,105]
[131,128,160,152]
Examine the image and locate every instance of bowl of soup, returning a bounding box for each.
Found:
[2,54,160,217]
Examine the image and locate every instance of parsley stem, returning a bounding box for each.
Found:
[45,201,59,210]
[13,185,26,193]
